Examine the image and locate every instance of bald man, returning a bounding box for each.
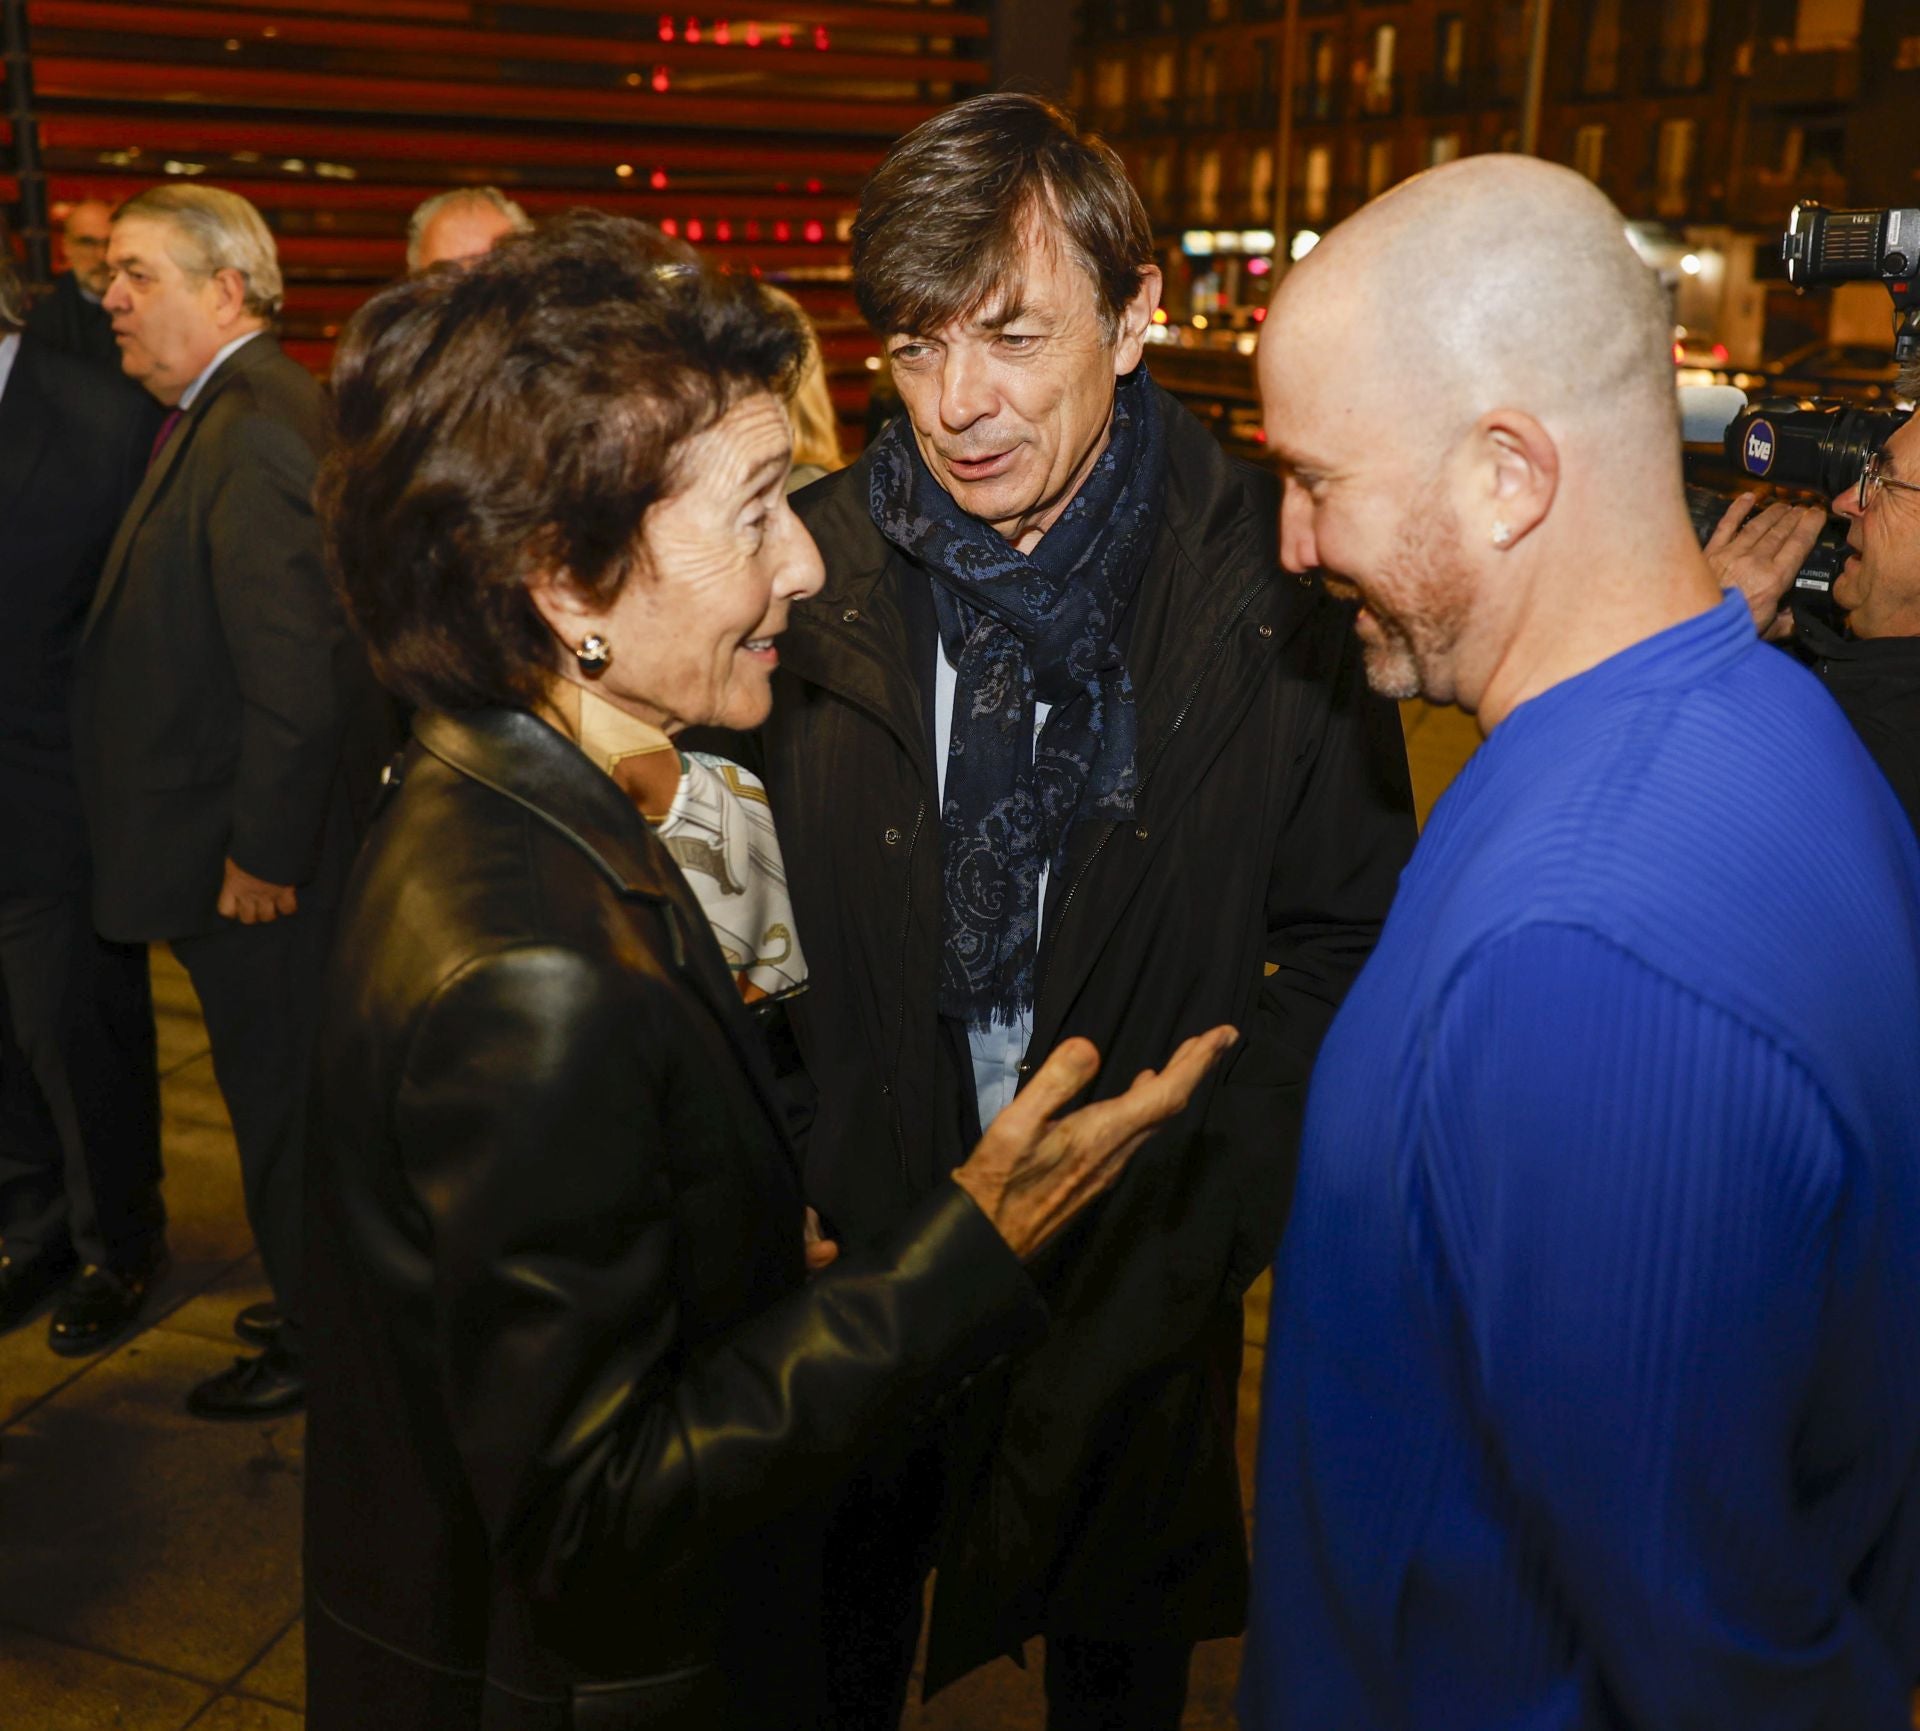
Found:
[405,187,531,273]
[1243,158,1920,1729]
[26,200,119,369]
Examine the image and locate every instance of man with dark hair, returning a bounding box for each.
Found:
[73,185,380,1418]
[24,199,120,369]
[725,92,1416,1728]
[0,246,166,1353]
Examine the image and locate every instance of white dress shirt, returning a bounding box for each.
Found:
[178,328,263,410]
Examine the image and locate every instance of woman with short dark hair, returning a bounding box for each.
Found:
[302,213,1231,1731]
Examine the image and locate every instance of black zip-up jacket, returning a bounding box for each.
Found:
[729,392,1417,1683]
[1794,612,1920,836]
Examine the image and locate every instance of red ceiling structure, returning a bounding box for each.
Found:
[1,0,992,411]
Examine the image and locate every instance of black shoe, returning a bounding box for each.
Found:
[233,1301,283,1349]
[186,1344,305,1421]
[47,1249,170,1358]
[0,1253,75,1335]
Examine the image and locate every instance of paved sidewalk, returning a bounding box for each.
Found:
[0,947,299,1731]
[0,705,1481,1729]
[0,947,1260,1730]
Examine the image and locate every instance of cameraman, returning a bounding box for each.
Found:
[1709,388,1920,832]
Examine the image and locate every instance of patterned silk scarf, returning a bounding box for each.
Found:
[868,365,1167,1031]
[549,683,807,1004]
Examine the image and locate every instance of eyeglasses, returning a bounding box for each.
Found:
[1858,447,1920,513]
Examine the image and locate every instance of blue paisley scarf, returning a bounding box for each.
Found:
[868,365,1167,1032]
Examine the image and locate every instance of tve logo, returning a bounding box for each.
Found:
[1742,420,1776,477]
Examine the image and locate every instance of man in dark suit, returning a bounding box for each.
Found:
[0,249,168,1354]
[73,184,369,1419]
[24,199,120,370]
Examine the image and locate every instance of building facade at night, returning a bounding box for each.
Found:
[2,1,1073,435]
[1075,0,1920,362]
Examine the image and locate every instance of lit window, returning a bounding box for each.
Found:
[1194,149,1222,223]
[1573,123,1607,182]
[1303,145,1332,223]
[1794,0,1862,48]
[1366,25,1397,112]
[1585,0,1621,92]
[1249,146,1275,220]
[1366,138,1394,198]
[1658,0,1710,87]
[1655,119,1695,215]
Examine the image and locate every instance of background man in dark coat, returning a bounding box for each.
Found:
[24,198,120,370]
[709,94,1416,1729]
[72,184,374,1420]
[0,247,166,1353]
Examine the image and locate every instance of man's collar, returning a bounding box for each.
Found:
[177,327,265,410]
[0,331,19,407]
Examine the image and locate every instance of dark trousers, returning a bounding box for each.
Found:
[0,889,162,1270]
[170,902,334,1360]
[821,1435,1193,1731]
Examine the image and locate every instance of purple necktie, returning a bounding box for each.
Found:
[148,408,184,469]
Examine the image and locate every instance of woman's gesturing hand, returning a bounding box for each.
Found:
[953,1027,1239,1261]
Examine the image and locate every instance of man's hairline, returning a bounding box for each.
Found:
[109,212,227,289]
[869,189,1138,347]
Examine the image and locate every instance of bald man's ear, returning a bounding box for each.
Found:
[1477,409,1558,551]
[1113,264,1163,376]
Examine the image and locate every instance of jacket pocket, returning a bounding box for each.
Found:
[568,1662,727,1731]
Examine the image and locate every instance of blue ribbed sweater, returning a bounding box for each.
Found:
[1244,594,1920,1730]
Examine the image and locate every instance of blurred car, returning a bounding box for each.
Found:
[1673,330,1731,381]
[1762,340,1902,403]
[1670,331,1779,394]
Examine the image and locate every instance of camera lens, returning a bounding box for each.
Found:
[1727,400,1911,498]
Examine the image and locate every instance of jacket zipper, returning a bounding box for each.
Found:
[1027,571,1270,1040]
[886,796,927,1182]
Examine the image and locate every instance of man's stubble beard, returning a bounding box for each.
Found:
[1360,486,1474,704]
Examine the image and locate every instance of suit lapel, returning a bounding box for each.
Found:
[79,335,269,643]
[81,417,177,642]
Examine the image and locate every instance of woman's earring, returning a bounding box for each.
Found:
[575,633,612,673]
[1491,522,1514,548]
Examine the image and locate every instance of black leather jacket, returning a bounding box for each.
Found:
[303,708,1044,1731]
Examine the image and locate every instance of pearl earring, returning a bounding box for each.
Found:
[575,633,612,672]
[1491,522,1513,548]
